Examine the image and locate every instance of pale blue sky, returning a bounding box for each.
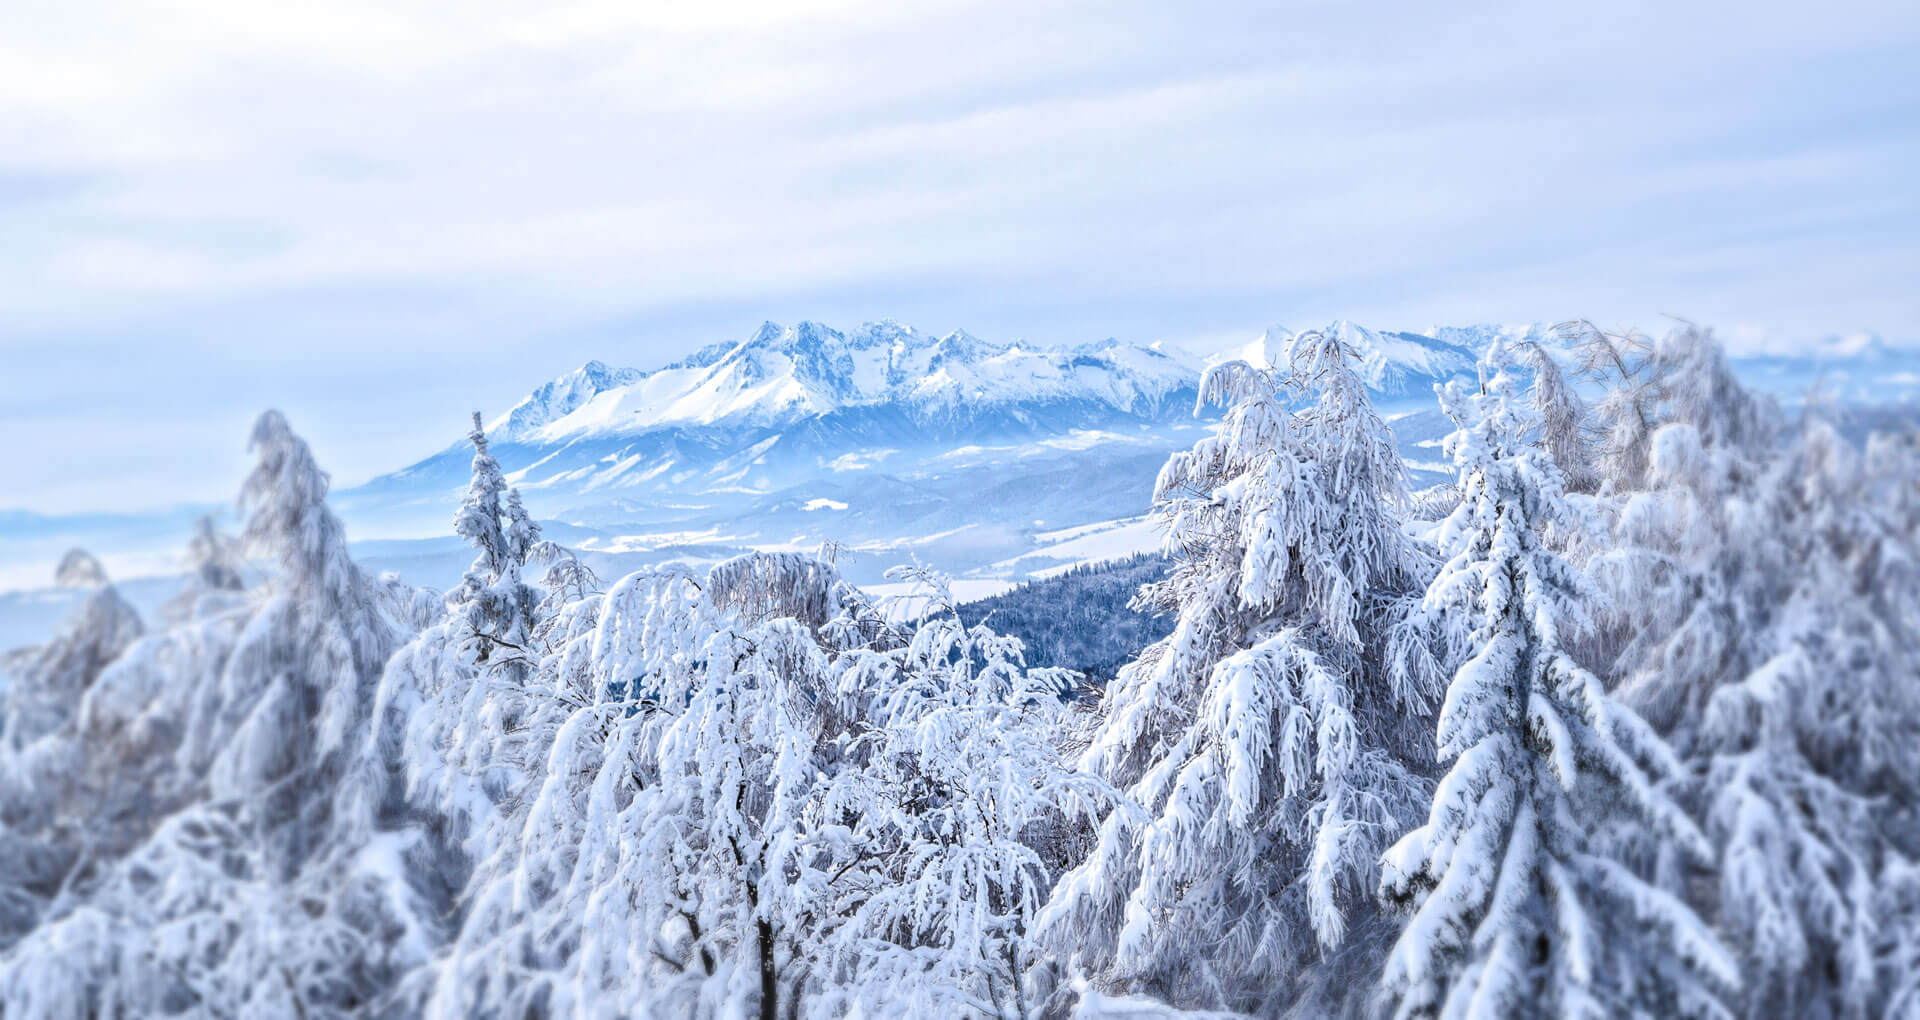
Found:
[3,0,1916,512]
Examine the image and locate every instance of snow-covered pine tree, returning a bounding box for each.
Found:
[0,527,253,942]
[162,515,248,625]
[54,548,111,589]
[817,565,1111,1018]
[404,554,861,1018]
[360,418,613,1017]
[410,562,715,1018]
[373,413,548,867]
[1563,322,1777,497]
[414,549,1098,1020]
[0,411,432,1018]
[449,411,542,677]
[1,551,143,757]
[1562,321,1661,491]
[575,553,873,1020]
[1515,340,1595,494]
[1377,344,1735,1019]
[0,552,145,949]
[530,538,599,607]
[1548,323,1920,1016]
[176,410,412,864]
[1609,401,1920,1017]
[1039,330,1443,1016]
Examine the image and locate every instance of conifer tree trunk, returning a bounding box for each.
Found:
[758,917,778,1020]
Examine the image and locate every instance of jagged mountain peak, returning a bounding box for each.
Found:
[845,319,925,350]
[485,319,1196,444]
[490,358,644,437]
[928,328,1000,367]
[777,319,839,349]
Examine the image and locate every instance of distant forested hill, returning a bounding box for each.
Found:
[957,553,1171,683]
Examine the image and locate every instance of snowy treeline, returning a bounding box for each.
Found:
[1,324,1915,1019]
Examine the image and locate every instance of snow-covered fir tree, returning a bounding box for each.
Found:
[410,561,722,1018]
[449,412,542,674]
[161,515,248,625]
[815,566,1111,1018]
[1,551,144,757]
[1586,336,1920,1018]
[0,411,432,1018]
[1040,330,1444,1016]
[407,549,1102,1019]
[54,548,111,589]
[1515,339,1595,495]
[1564,322,1777,497]
[0,552,145,949]
[1377,345,1735,1019]
[374,413,548,866]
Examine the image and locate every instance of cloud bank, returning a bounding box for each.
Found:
[2,0,1916,509]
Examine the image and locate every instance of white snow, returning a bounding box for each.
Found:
[827,449,895,471]
[998,515,1161,577]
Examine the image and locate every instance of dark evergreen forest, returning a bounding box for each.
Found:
[956,553,1171,684]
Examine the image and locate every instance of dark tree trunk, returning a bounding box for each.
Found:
[757,918,777,1020]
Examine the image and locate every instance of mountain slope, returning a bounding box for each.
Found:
[493,360,643,437]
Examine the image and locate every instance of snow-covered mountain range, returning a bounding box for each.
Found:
[328,320,1203,588]
[349,319,1482,510]
[325,317,1915,589]
[328,318,1499,586]
[3,317,1913,640]
[493,320,1195,442]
